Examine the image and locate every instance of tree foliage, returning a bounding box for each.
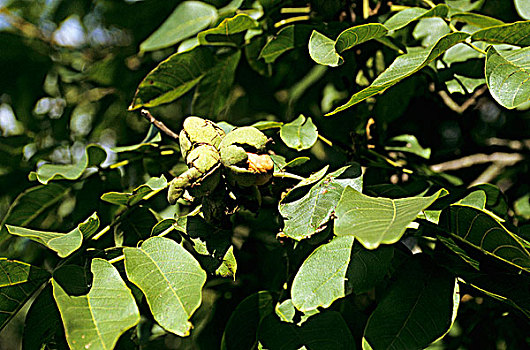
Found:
[0,0,529,349]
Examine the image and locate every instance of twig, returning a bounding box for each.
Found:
[140,109,179,141]
[438,85,488,114]
[485,138,530,150]
[430,152,523,172]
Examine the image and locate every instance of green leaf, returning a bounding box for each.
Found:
[347,244,394,294]
[439,205,530,271]
[6,213,98,257]
[515,0,530,20]
[445,0,485,11]
[0,183,70,244]
[114,206,158,247]
[471,21,530,46]
[52,258,140,350]
[385,134,431,159]
[363,256,458,350]
[413,18,451,47]
[283,157,310,169]
[457,190,486,209]
[259,25,312,63]
[0,259,50,331]
[111,125,161,153]
[450,13,504,28]
[197,14,258,46]
[251,120,283,130]
[258,311,356,350]
[123,236,207,336]
[327,32,469,115]
[279,164,363,240]
[280,115,318,151]
[292,236,355,312]
[514,194,530,219]
[139,1,218,52]
[383,4,449,32]
[129,47,215,110]
[192,50,241,116]
[101,175,167,206]
[31,144,106,185]
[308,30,342,67]
[334,188,444,249]
[485,46,530,109]
[221,291,274,350]
[336,23,388,53]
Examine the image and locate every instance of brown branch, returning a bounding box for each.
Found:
[140,109,179,141]
[438,85,488,114]
[430,152,523,172]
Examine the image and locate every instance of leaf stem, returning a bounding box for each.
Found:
[140,109,180,141]
[109,255,125,264]
[274,15,310,28]
[92,225,110,240]
[273,172,305,181]
[317,134,333,147]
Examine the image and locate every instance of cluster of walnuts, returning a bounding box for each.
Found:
[167,117,274,223]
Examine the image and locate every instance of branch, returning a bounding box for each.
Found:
[140,109,179,141]
[430,152,523,172]
[438,85,488,114]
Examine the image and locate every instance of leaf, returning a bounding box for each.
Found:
[197,14,258,46]
[111,125,161,153]
[385,134,431,159]
[52,258,140,350]
[279,164,363,240]
[251,120,283,130]
[283,157,310,169]
[336,23,388,53]
[334,188,444,249]
[363,256,459,350]
[191,50,241,116]
[0,183,70,244]
[221,291,273,350]
[101,175,167,206]
[308,30,343,67]
[23,284,67,350]
[6,213,98,258]
[485,46,530,109]
[346,244,394,294]
[280,115,318,151]
[129,46,215,110]
[0,259,50,331]
[258,311,356,350]
[445,0,485,11]
[450,13,504,28]
[291,236,355,312]
[123,236,207,336]
[259,25,312,63]
[31,144,106,185]
[114,206,157,247]
[515,0,530,20]
[438,205,530,271]
[413,18,450,47]
[383,4,449,32]
[139,1,218,52]
[471,21,530,46]
[327,32,469,115]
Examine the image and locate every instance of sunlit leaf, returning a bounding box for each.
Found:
[485,46,530,109]
[139,1,218,52]
[515,0,530,19]
[385,134,431,159]
[30,144,106,185]
[192,51,241,116]
[292,236,355,312]
[52,258,140,350]
[0,259,50,331]
[279,164,362,240]
[124,236,207,336]
[439,205,530,271]
[363,256,459,350]
[383,4,449,31]
[221,291,273,350]
[327,32,469,115]
[129,47,215,110]
[6,212,98,257]
[335,188,444,249]
[280,115,318,151]
[471,21,530,46]
[259,311,356,350]
[308,31,342,67]
[198,14,258,46]
[336,24,388,53]
[101,175,167,206]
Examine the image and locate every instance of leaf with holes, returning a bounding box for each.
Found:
[439,205,530,271]
[0,259,50,331]
[124,236,207,336]
[335,188,444,249]
[52,258,140,350]
[485,46,530,109]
